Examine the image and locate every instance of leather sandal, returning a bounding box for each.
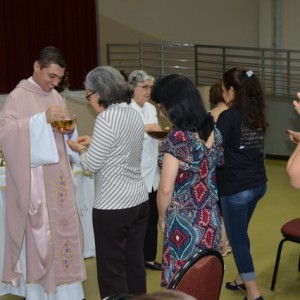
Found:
[226,280,246,291]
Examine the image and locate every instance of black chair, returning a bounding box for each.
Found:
[167,249,224,300]
[270,218,300,291]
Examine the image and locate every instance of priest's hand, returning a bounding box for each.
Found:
[61,114,77,135]
[46,105,70,123]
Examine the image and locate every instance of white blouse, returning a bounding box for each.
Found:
[130,100,160,193]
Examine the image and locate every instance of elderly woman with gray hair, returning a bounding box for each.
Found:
[128,70,163,271]
[67,66,149,299]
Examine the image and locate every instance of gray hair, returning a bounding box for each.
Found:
[128,70,154,88]
[84,66,132,108]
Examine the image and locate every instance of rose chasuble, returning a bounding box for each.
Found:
[0,79,86,293]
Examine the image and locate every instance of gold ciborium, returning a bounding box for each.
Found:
[51,119,74,131]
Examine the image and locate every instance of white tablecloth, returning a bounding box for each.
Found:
[0,165,95,296]
[73,164,96,258]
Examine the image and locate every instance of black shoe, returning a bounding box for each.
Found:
[243,297,264,300]
[226,280,246,291]
[145,261,162,271]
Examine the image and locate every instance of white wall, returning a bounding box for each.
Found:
[98,0,300,64]
[281,0,300,50]
[98,0,263,64]
[99,0,259,44]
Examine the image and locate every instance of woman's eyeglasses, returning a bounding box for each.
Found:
[136,85,153,91]
[86,91,96,101]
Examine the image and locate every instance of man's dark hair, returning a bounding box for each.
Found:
[35,46,67,69]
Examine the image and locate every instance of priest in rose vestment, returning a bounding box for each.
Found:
[0,47,86,300]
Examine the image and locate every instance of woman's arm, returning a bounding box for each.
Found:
[157,153,180,232]
[287,130,300,188]
[286,94,300,189]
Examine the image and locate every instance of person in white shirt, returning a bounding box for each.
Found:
[128,70,162,271]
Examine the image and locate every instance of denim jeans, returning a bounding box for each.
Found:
[221,183,267,281]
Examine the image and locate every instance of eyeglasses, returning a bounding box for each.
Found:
[136,85,153,91]
[86,91,96,101]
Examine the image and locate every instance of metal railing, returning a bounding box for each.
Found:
[107,42,300,98]
[107,42,196,81]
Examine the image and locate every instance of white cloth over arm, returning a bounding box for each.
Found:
[29,112,59,167]
[30,112,80,167]
[72,163,95,258]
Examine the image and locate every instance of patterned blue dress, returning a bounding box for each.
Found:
[158,127,224,286]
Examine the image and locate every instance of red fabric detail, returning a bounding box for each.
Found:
[0,0,98,93]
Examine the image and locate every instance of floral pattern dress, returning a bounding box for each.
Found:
[158,127,224,286]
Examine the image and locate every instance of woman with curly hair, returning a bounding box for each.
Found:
[216,68,268,300]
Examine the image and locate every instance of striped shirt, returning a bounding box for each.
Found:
[80,103,148,209]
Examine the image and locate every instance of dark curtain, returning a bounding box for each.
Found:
[0,0,98,93]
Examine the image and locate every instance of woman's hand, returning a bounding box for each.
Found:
[76,135,91,147]
[144,123,162,132]
[292,92,300,115]
[67,140,87,153]
[287,129,300,144]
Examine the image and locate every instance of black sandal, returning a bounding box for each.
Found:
[225,280,246,291]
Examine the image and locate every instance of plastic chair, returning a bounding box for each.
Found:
[270,218,300,291]
[167,249,224,300]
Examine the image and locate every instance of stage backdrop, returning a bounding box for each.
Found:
[0,0,98,93]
